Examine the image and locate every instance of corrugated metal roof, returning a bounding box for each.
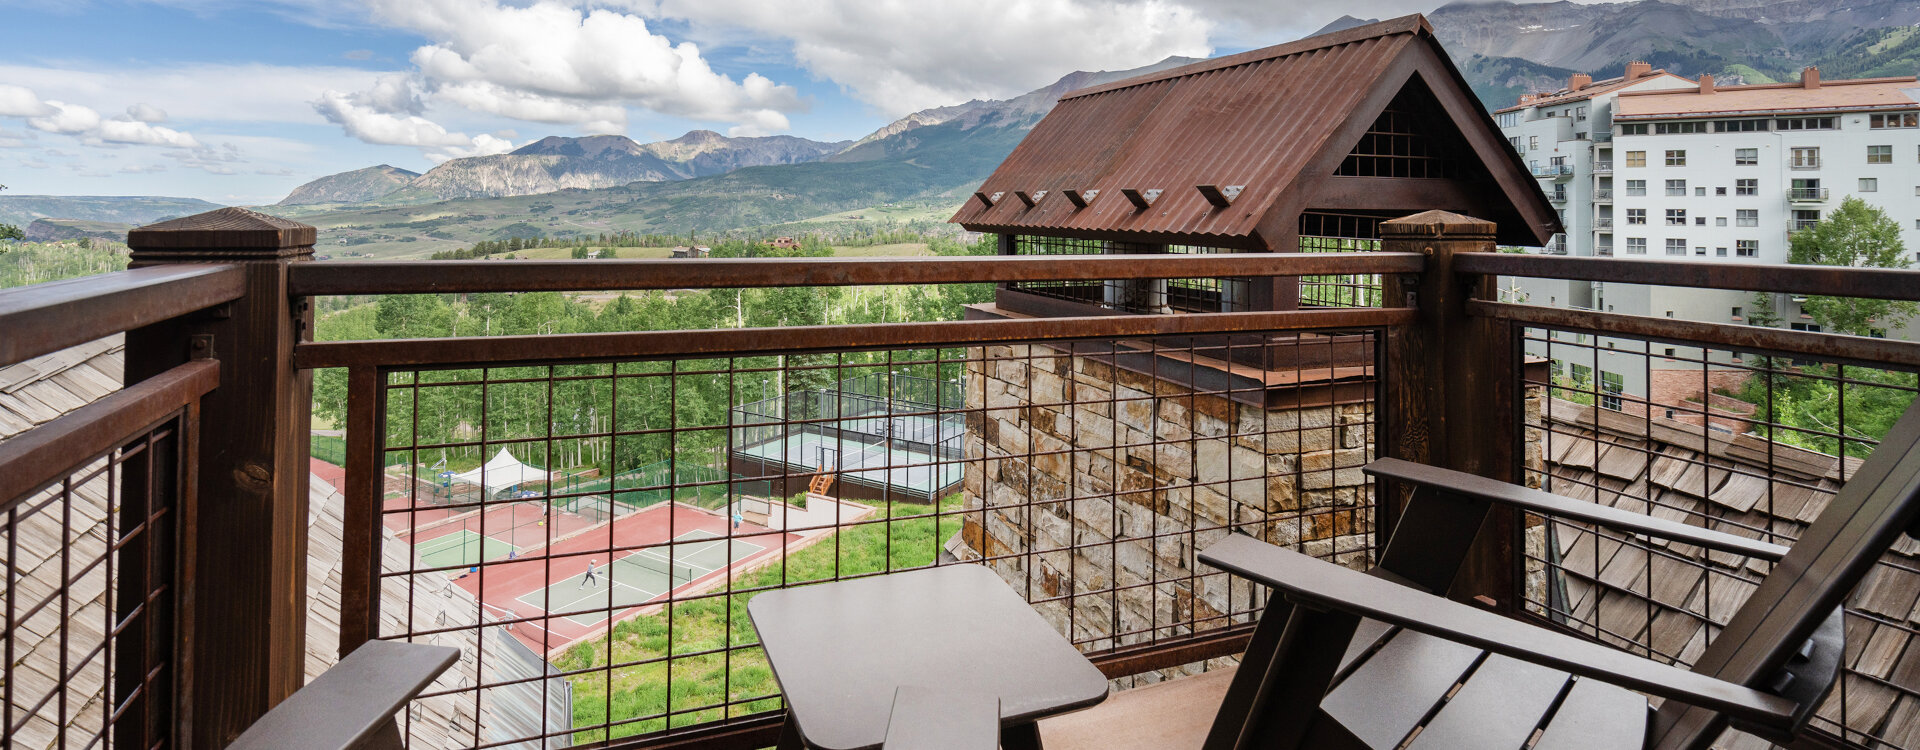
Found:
[952,14,1557,248]
[1615,76,1920,120]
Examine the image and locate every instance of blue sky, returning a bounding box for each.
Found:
[0,0,1496,205]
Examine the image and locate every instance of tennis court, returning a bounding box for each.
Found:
[515,529,765,626]
[415,529,519,569]
[735,432,964,499]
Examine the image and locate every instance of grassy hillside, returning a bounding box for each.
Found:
[0,195,223,229]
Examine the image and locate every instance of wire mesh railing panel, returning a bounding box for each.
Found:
[1516,325,1920,749]
[356,326,1382,747]
[2,415,185,750]
[1005,236,1252,314]
[1298,235,1385,309]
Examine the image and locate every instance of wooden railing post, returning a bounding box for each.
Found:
[124,207,315,747]
[1378,211,1520,613]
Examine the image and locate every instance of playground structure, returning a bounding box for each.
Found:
[728,372,966,504]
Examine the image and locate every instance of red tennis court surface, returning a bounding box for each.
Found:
[434,501,862,656]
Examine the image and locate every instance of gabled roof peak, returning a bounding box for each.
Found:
[1062,14,1433,103]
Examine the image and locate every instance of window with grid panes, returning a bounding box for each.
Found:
[1737,240,1758,257]
[1666,238,1687,255]
[1665,150,1686,166]
[1625,151,1646,167]
[1737,209,1758,227]
[1736,179,1757,196]
[1626,179,1646,196]
[1869,145,1893,164]
[1626,237,1646,254]
[1627,208,1646,225]
[1665,179,1686,196]
[1735,148,1758,165]
[1666,208,1687,225]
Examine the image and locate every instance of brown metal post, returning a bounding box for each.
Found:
[123,207,315,746]
[1378,211,1519,612]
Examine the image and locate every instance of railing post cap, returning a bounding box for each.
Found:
[1378,211,1498,240]
[128,207,316,260]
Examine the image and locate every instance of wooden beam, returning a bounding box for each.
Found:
[1310,177,1483,212]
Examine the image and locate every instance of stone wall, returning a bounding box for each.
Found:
[949,344,1375,660]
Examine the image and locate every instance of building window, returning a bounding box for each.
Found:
[1776,117,1837,130]
[1600,371,1624,411]
[1695,187,1708,197]
[1791,322,1823,332]
[1666,179,1687,196]
[1793,209,1821,231]
[1716,247,1728,257]
[1737,240,1759,257]
[1791,147,1820,168]
[1655,121,1709,135]
[1626,208,1647,225]
[1737,209,1758,227]
[1736,179,1757,196]
[1715,119,1769,133]
[1695,246,1707,256]
[1666,238,1687,256]
[1626,151,1647,168]
[1735,148,1759,165]
[1621,123,1649,136]
[1696,217,1708,226]
[1716,217,1728,227]
[1665,150,1686,166]
[1869,145,1893,164]
[1871,113,1919,129]
[1716,187,1727,196]
[1626,179,1647,196]
[1862,178,1879,192]
[1666,209,1687,226]
[1625,237,1647,254]
[1530,136,1539,149]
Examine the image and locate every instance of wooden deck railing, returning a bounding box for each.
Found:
[6,208,1920,748]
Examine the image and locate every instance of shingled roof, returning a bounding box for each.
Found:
[1531,398,1919,748]
[951,14,1558,248]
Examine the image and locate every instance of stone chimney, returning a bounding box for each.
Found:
[1626,61,1652,80]
[1802,66,1820,89]
[1699,73,1715,94]
[1569,73,1593,91]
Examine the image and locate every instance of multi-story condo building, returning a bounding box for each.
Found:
[1498,66,1920,416]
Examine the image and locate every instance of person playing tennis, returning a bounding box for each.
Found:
[578,558,600,589]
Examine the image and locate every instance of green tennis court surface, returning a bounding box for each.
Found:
[516,530,765,626]
[415,529,519,569]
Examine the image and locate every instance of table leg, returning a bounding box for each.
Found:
[777,711,806,750]
[1003,721,1044,750]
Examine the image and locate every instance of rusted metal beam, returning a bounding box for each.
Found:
[1456,254,1920,302]
[293,308,1415,370]
[1088,623,1256,678]
[285,253,1426,296]
[1468,300,1920,371]
[0,358,219,507]
[0,264,244,368]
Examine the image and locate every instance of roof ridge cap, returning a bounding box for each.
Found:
[1060,14,1430,102]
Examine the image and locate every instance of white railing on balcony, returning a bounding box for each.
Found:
[1592,161,1613,173]
[1788,187,1829,202]
[1594,189,1612,201]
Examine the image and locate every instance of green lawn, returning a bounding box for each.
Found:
[556,494,965,743]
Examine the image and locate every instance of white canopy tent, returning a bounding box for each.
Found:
[452,448,549,497]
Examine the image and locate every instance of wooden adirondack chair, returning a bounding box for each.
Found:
[1039,399,1920,750]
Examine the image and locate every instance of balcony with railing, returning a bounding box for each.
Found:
[1594,217,1614,230]
[1790,187,1830,202]
[1533,164,1576,179]
[8,209,1920,750]
[1791,157,1823,170]
[1592,161,1613,174]
[1593,188,1612,202]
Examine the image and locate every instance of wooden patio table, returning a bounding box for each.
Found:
[749,564,1110,749]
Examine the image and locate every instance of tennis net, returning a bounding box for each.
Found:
[615,552,698,585]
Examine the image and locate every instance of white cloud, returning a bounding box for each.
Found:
[120,164,170,174]
[313,89,516,161]
[635,0,1214,117]
[0,62,385,125]
[96,118,202,148]
[337,0,804,138]
[126,103,168,123]
[27,101,102,135]
[0,85,53,117]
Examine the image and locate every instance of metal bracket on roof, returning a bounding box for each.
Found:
[1121,188,1159,211]
[1015,191,1037,208]
[1198,184,1243,209]
[974,191,996,208]
[1062,189,1096,208]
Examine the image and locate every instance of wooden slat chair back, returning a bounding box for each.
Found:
[1036,398,1920,750]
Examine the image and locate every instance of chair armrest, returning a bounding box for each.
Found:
[1199,534,1801,730]
[230,640,460,750]
[883,686,1000,750]
[1366,458,1789,562]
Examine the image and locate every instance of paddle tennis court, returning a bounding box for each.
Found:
[415,529,519,568]
[515,529,764,626]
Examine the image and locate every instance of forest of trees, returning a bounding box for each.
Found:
[312,233,994,477]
